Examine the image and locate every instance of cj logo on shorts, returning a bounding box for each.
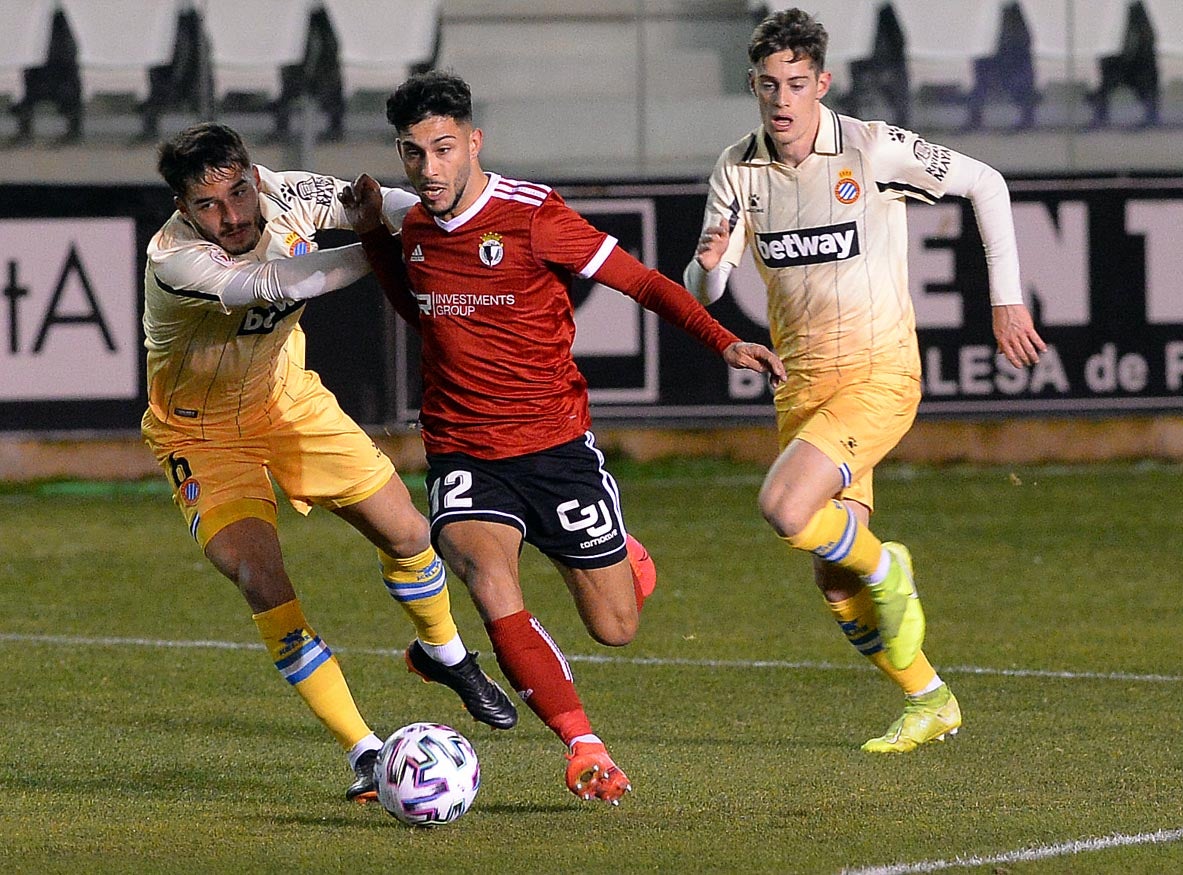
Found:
[557,499,618,549]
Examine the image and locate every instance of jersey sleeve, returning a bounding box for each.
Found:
[148,242,246,314]
[266,167,352,230]
[864,122,963,204]
[358,226,421,331]
[703,149,750,270]
[530,191,618,276]
[380,187,421,232]
[700,152,747,269]
[592,244,741,355]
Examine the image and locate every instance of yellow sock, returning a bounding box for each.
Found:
[827,587,937,695]
[379,546,458,646]
[784,499,883,577]
[253,599,371,749]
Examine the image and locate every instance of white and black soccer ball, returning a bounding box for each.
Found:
[375,722,480,826]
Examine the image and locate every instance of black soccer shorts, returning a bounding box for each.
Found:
[424,431,629,569]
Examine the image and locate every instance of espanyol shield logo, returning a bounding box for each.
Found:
[479,232,504,267]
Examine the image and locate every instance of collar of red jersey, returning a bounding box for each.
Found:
[749,105,842,165]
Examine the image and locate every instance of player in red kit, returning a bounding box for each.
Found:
[341,71,786,804]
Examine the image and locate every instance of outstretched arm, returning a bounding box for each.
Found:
[593,246,785,386]
[342,173,421,331]
[219,243,371,307]
[945,154,1047,367]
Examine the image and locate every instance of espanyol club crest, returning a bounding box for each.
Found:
[285,232,311,256]
[179,477,201,505]
[834,170,861,204]
[478,232,504,267]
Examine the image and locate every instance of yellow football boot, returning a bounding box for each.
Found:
[862,684,962,753]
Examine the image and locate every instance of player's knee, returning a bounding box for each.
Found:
[587,613,637,647]
[230,562,294,611]
[758,481,810,538]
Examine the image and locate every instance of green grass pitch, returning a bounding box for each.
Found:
[2,457,1182,874]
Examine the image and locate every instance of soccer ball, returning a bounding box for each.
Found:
[375,722,480,826]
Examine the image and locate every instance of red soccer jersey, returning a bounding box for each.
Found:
[400,173,612,458]
[397,172,740,459]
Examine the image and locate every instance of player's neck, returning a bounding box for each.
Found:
[442,169,490,222]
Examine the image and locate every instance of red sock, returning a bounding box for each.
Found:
[486,610,592,746]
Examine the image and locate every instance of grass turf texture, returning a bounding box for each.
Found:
[2,458,1182,874]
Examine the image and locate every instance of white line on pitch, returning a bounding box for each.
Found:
[839,828,1183,874]
[2,632,1182,684]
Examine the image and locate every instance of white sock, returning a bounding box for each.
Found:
[911,675,944,698]
[862,548,891,585]
[417,633,468,666]
[568,733,602,750]
[348,733,383,769]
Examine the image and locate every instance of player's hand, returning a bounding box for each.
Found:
[992,303,1046,368]
[694,221,730,272]
[340,173,384,234]
[722,341,786,388]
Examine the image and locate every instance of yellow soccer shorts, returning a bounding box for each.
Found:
[142,373,395,548]
[774,370,921,512]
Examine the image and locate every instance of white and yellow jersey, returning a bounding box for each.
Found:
[143,166,353,436]
[704,105,965,380]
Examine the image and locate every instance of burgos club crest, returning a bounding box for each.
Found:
[479,232,504,267]
[834,169,861,204]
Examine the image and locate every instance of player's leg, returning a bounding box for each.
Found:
[434,513,624,803]
[816,507,961,753]
[201,511,383,797]
[547,562,636,804]
[270,381,515,730]
[435,518,585,734]
[146,433,383,801]
[519,432,647,802]
[334,478,517,730]
[765,375,960,750]
[436,517,584,737]
[761,376,924,669]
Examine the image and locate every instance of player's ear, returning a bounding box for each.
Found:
[816,69,832,100]
[747,68,756,95]
[469,126,483,158]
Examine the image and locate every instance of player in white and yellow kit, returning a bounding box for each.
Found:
[685,10,1046,752]
[141,123,515,801]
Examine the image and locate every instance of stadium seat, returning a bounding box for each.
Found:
[1017,0,1132,127]
[59,0,178,106]
[892,0,1002,129]
[7,6,81,142]
[1018,0,1127,93]
[137,5,212,141]
[201,0,310,106]
[322,0,440,99]
[805,0,884,99]
[1086,1,1160,127]
[963,2,1038,130]
[268,6,346,142]
[842,2,910,126]
[0,0,55,107]
[1144,0,1183,86]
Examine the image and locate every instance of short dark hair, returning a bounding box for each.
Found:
[157,123,252,198]
[386,70,473,133]
[748,8,828,71]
